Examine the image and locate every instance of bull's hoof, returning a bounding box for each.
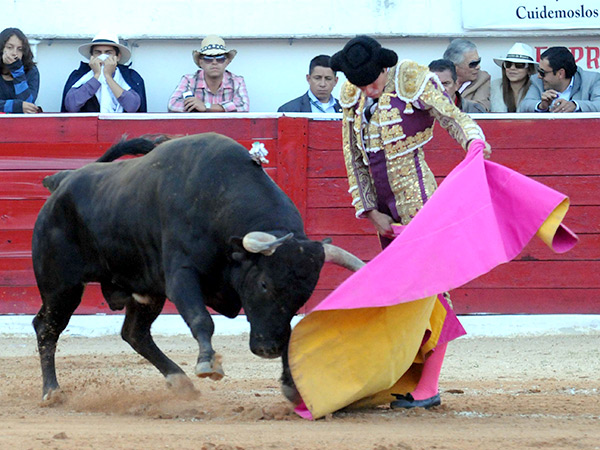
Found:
[195,358,225,381]
[166,373,199,398]
[281,383,301,405]
[41,388,65,407]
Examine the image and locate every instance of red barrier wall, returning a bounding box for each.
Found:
[0,114,598,315]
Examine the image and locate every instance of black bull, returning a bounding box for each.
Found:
[32,133,364,403]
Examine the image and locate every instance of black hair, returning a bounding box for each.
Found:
[541,47,577,79]
[428,59,457,82]
[0,27,36,72]
[309,54,334,75]
[330,35,398,87]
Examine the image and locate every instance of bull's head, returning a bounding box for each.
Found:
[229,232,364,359]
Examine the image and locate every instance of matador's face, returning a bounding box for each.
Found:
[358,69,388,99]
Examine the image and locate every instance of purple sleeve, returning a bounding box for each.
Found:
[117,89,141,112]
[64,78,100,112]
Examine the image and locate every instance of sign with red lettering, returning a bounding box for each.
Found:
[535,46,600,70]
[463,0,600,30]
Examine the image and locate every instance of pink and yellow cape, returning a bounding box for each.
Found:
[289,141,578,420]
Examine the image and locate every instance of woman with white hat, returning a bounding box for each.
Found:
[491,43,538,112]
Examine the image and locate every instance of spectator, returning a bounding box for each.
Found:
[490,43,538,113]
[61,31,146,113]
[429,59,485,113]
[278,55,341,113]
[0,27,41,114]
[168,35,248,113]
[518,46,600,112]
[443,38,490,111]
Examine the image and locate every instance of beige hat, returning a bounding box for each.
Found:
[78,30,131,64]
[193,35,237,67]
[493,42,538,67]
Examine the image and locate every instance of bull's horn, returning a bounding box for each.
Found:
[242,232,294,256]
[323,243,365,272]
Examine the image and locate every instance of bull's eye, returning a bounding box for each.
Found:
[260,280,268,292]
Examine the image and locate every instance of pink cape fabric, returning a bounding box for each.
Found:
[291,140,578,419]
[314,141,577,312]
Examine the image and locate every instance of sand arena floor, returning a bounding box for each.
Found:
[0,330,599,450]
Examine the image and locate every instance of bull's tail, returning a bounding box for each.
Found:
[42,134,175,193]
[42,171,74,193]
[95,134,173,162]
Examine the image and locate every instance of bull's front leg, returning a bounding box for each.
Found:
[166,267,225,381]
[280,345,301,405]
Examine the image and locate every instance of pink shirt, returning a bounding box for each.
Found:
[168,70,249,112]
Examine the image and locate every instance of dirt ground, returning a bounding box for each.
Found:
[0,330,599,450]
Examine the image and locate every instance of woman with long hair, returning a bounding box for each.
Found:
[0,27,41,113]
[491,43,537,112]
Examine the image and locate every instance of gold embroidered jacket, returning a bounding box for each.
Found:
[340,60,486,219]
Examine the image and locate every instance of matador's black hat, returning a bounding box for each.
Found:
[330,35,398,86]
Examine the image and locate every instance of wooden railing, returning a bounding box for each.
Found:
[0,113,598,314]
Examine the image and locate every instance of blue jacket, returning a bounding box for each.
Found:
[60,62,147,112]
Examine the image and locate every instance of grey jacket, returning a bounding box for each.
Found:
[518,67,600,112]
[278,91,342,113]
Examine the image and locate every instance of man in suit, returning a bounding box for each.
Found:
[278,54,341,113]
[518,46,600,112]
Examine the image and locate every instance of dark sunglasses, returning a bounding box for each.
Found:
[468,58,481,69]
[503,61,528,69]
[202,55,227,63]
[537,67,554,78]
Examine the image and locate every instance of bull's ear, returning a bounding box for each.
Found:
[229,237,247,262]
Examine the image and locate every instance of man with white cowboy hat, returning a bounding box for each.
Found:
[518,45,600,113]
[168,35,249,112]
[61,30,147,113]
[490,42,538,112]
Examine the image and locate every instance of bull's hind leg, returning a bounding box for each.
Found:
[121,298,197,395]
[32,283,84,403]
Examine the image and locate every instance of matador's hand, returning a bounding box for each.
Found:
[366,210,395,238]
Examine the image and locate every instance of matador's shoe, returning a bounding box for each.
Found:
[390,392,441,409]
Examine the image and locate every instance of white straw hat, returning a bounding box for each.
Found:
[192,35,237,67]
[493,43,538,67]
[78,31,132,64]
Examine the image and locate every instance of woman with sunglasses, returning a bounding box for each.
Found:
[491,43,538,113]
[0,27,41,113]
[168,35,249,113]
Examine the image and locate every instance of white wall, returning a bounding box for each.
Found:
[3,0,465,38]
